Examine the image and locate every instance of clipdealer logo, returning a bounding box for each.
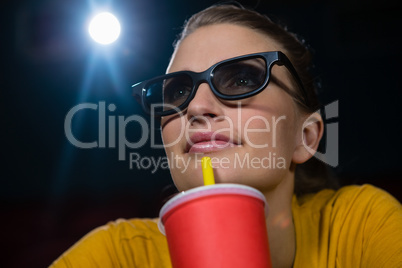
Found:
[64,101,153,161]
[64,101,287,160]
[64,100,339,169]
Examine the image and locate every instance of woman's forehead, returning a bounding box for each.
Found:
[167,24,283,73]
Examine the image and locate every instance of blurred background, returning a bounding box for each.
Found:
[1,0,401,267]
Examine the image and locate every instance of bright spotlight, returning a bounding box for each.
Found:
[88,12,121,45]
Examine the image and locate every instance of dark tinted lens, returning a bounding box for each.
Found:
[144,81,164,114]
[144,74,193,114]
[162,74,193,108]
[212,57,267,96]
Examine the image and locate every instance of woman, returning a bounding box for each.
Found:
[51,4,402,267]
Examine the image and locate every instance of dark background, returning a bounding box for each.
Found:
[1,0,401,267]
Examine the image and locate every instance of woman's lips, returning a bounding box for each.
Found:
[188,140,236,153]
[186,132,239,153]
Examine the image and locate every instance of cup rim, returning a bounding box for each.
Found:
[158,183,268,235]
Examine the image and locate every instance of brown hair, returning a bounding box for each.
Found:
[174,3,339,195]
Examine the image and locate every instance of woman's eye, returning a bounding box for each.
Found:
[222,72,259,90]
[234,76,256,87]
[214,62,266,95]
[164,85,191,103]
[172,88,189,99]
[161,75,193,106]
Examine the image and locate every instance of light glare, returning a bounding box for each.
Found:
[88,12,121,45]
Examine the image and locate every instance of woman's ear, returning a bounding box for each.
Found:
[292,112,324,164]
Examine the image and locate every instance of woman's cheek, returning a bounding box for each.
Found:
[161,118,185,152]
[241,112,296,162]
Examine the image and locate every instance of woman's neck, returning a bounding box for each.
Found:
[263,173,296,268]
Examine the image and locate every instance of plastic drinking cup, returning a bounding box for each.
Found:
[158,183,271,268]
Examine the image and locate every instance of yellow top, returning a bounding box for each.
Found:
[292,184,402,267]
[50,185,402,267]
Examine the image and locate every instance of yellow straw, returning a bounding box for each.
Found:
[201,157,215,185]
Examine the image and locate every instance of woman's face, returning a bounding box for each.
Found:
[161,24,304,192]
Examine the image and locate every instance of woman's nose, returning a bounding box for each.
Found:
[186,83,223,122]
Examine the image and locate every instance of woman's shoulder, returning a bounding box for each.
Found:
[104,217,159,227]
[102,218,162,237]
[293,184,402,244]
[50,218,170,267]
[294,184,401,212]
[292,184,402,267]
[333,183,399,199]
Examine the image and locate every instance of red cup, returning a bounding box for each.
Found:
[159,184,271,268]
